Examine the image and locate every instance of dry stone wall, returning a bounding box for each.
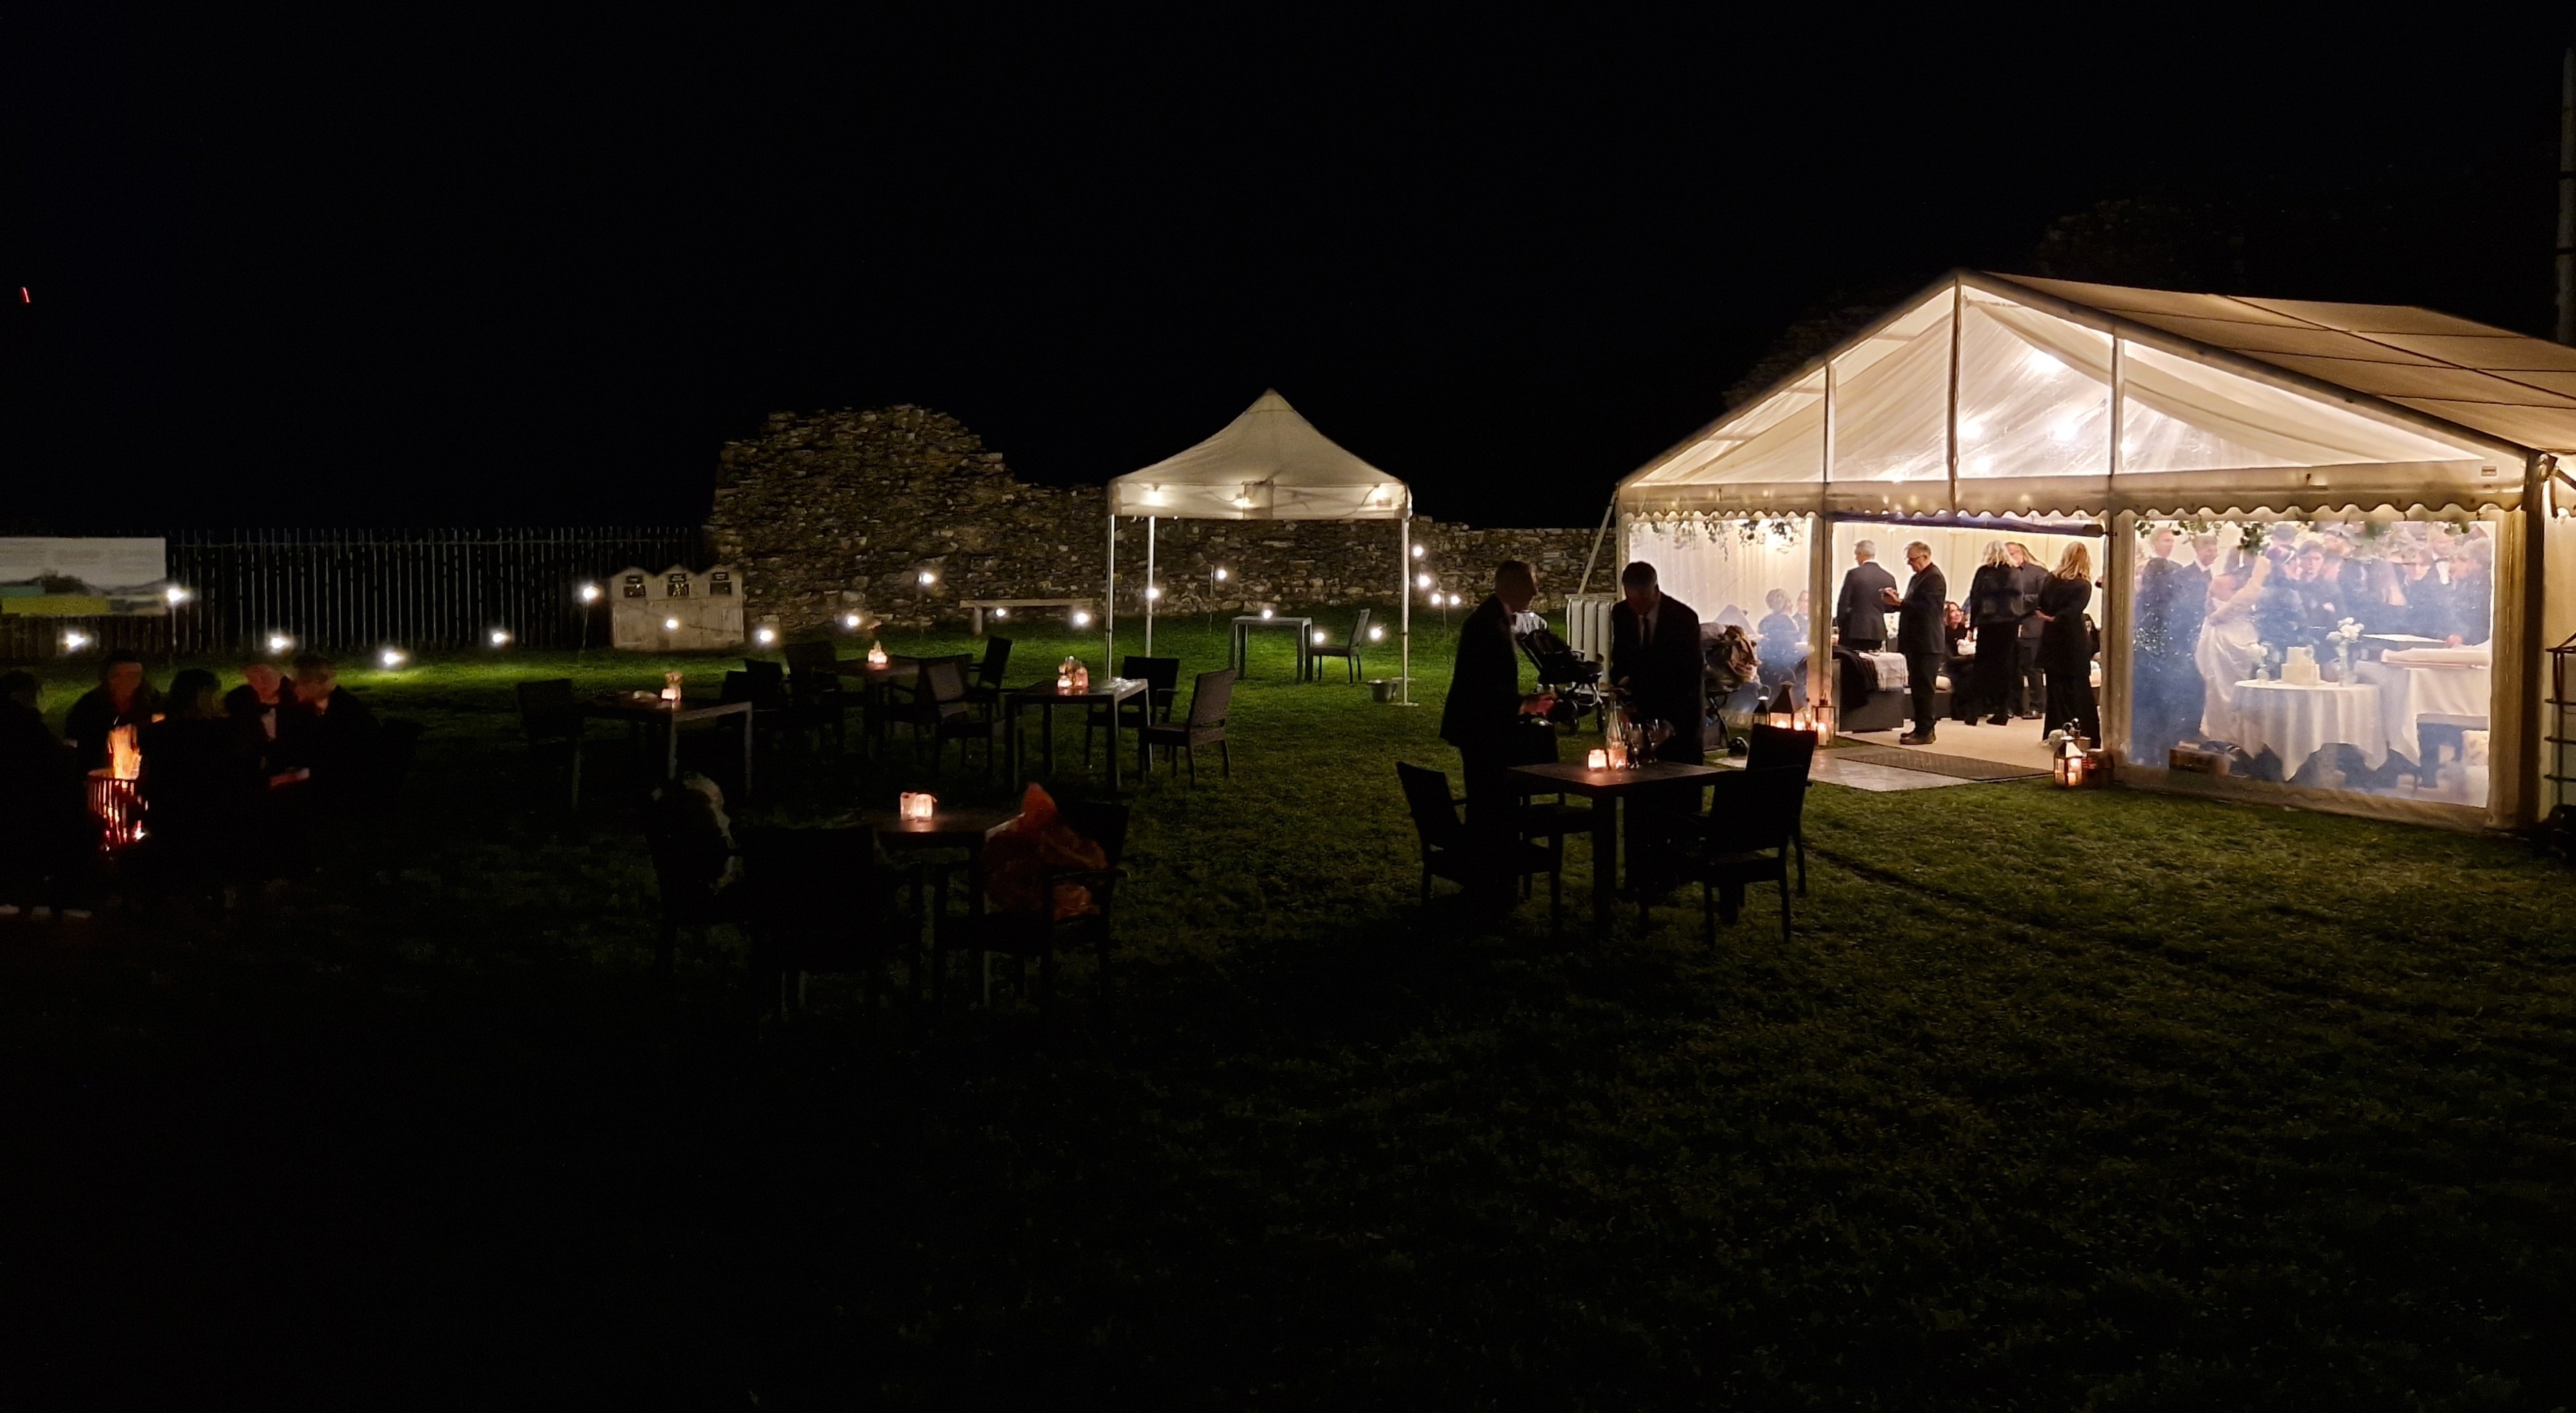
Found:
[706,405,1602,633]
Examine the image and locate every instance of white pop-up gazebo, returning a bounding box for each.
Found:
[1107,391,1416,697]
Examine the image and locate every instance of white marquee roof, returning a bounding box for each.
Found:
[1110,389,1410,520]
[1622,272,2565,519]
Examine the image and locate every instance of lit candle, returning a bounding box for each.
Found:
[866,641,889,668]
[1605,740,1628,769]
[1586,748,1609,770]
[899,791,937,822]
[662,671,683,705]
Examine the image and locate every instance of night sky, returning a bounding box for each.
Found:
[7,13,2571,530]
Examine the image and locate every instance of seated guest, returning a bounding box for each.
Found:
[282,651,381,803]
[0,672,89,914]
[142,669,260,894]
[1754,588,1805,698]
[2439,541,2493,647]
[64,651,165,772]
[225,660,300,768]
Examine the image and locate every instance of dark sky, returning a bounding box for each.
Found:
[6,13,2571,530]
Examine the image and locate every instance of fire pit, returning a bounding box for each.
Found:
[86,725,145,853]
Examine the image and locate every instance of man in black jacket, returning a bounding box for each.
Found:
[1894,541,1948,745]
[1833,540,1897,651]
[2006,542,2048,718]
[1440,561,1554,905]
[1606,561,1706,766]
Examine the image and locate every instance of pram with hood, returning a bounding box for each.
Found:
[1513,616,1604,730]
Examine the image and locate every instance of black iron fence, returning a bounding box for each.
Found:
[1,527,703,661]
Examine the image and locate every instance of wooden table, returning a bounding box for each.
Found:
[1230,615,1312,681]
[583,695,755,795]
[1507,760,1725,928]
[1004,678,1149,793]
[958,598,1094,636]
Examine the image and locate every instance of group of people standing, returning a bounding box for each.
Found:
[0,649,382,912]
[1836,538,2098,748]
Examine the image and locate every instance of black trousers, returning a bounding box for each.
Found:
[1905,651,1942,737]
[1970,629,2018,720]
[1458,748,1518,903]
[2015,636,2043,716]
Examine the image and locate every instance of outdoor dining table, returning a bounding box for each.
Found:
[2230,679,2386,783]
[582,693,755,795]
[1230,615,1313,681]
[857,803,1020,997]
[1506,759,1725,929]
[1003,677,1150,793]
[822,657,920,757]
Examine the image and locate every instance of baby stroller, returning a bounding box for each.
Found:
[1514,620,1604,730]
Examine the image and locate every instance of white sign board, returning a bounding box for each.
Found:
[0,538,169,591]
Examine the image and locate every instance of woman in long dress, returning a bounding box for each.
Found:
[2035,543,2099,742]
[2193,556,2273,747]
[1963,540,2019,725]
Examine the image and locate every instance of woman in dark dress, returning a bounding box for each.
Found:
[2035,543,2099,743]
[1963,540,2020,725]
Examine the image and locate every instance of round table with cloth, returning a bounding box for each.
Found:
[2231,679,2387,780]
[2354,660,2491,767]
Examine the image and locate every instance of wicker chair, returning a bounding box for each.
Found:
[1136,668,1235,785]
[1394,761,1559,931]
[1307,609,1372,683]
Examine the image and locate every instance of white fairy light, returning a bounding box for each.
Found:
[489,628,511,647]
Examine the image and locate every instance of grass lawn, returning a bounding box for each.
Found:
[5,618,2574,1408]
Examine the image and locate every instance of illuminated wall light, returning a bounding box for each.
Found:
[1211,567,1228,582]
[917,570,937,586]
[663,617,680,631]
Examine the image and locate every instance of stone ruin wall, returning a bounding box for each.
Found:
[706,405,1603,633]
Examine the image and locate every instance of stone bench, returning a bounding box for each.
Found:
[958,598,1097,636]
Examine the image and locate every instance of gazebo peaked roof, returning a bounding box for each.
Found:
[1110,390,1411,520]
[1621,272,2568,520]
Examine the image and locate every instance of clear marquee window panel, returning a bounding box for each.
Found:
[1626,516,1815,709]
[2126,517,2498,810]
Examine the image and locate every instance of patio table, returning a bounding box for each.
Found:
[1230,615,1313,681]
[857,803,1020,997]
[583,693,754,795]
[1507,759,1724,929]
[1003,677,1150,793]
[822,657,921,757]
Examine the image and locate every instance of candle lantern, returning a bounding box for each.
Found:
[1586,748,1610,770]
[1812,703,1835,740]
[898,791,937,822]
[2053,734,2089,788]
[661,671,684,705]
[1058,656,1080,692]
[1793,706,1814,733]
[866,640,889,668]
[1074,663,1091,692]
[1605,740,1629,769]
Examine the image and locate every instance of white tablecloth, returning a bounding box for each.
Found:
[2232,680,2387,777]
[2354,660,2492,766]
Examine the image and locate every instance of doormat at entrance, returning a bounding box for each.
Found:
[1832,745,2048,782]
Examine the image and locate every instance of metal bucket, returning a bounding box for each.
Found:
[1369,678,1401,703]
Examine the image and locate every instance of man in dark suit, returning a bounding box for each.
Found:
[2006,541,2048,718]
[1607,561,1706,894]
[1440,560,1554,907]
[1833,540,1897,651]
[1894,541,1948,745]
[1606,561,1707,766]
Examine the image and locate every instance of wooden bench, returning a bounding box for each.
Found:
[958,598,1097,636]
